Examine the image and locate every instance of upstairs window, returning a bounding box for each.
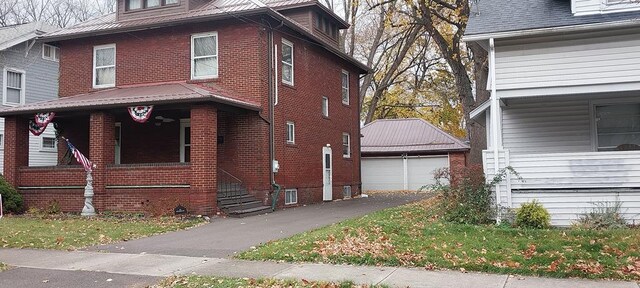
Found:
[93,44,116,88]
[314,12,339,40]
[191,32,218,80]
[282,39,294,86]
[3,68,25,106]
[341,70,349,105]
[595,103,640,151]
[286,121,295,144]
[42,44,59,62]
[126,0,178,10]
[342,133,350,158]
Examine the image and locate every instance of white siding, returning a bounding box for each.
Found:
[573,0,601,15]
[0,118,58,174]
[502,99,592,154]
[510,151,640,189]
[573,0,640,15]
[495,34,640,94]
[483,150,510,207]
[512,191,640,226]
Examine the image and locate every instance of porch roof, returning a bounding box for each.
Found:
[0,82,261,116]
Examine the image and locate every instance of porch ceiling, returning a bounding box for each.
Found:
[0,82,261,116]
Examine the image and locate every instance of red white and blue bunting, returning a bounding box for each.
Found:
[128,105,154,123]
[35,112,55,126]
[28,120,48,136]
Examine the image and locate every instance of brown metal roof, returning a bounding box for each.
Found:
[361,118,470,155]
[0,82,260,116]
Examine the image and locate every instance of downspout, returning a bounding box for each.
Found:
[489,37,502,222]
[267,24,282,210]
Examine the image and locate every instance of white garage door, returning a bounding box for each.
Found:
[407,156,449,190]
[362,156,449,192]
[361,157,404,191]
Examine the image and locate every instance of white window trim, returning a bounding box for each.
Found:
[190,31,219,80]
[2,67,26,107]
[0,133,4,150]
[180,119,191,162]
[285,188,298,205]
[341,70,349,105]
[343,185,352,199]
[322,96,329,117]
[92,44,116,89]
[589,98,640,152]
[286,121,295,144]
[342,132,351,158]
[42,44,59,62]
[282,38,294,86]
[40,136,58,152]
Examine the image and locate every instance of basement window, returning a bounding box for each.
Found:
[594,103,640,151]
[285,188,298,205]
[343,185,351,198]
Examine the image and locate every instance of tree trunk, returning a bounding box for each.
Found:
[467,42,490,164]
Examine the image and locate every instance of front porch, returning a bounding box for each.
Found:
[478,92,640,225]
[1,83,270,215]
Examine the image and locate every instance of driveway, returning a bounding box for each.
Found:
[87,193,427,258]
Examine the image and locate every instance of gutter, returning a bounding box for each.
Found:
[463,18,640,42]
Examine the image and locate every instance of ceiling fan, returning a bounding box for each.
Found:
[154,116,175,126]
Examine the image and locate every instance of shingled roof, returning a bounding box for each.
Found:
[466,0,640,38]
[361,118,469,155]
[0,21,57,51]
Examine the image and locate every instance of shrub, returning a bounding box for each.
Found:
[0,174,24,214]
[427,165,514,225]
[515,200,551,229]
[576,201,627,230]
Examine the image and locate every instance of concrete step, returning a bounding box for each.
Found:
[217,195,255,206]
[226,205,272,218]
[220,200,263,209]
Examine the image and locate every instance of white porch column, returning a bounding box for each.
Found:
[489,38,506,213]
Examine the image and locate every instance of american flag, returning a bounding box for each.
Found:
[64,138,93,172]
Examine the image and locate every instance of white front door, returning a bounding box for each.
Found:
[322,146,332,201]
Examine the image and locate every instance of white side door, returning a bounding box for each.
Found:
[322,146,332,201]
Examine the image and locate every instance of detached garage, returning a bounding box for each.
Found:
[361,118,469,192]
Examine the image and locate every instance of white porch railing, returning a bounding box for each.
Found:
[509,151,640,190]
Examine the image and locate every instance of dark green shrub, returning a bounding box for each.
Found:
[515,200,550,229]
[0,174,24,213]
[576,201,627,230]
[427,165,515,225]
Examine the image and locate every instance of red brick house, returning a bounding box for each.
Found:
[0,0,369,216]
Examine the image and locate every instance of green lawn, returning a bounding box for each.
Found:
[154,276,388,288]
[239,199,640,281]
[0,215,205,250]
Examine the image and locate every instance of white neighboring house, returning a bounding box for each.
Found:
[465,0,640,226]
[0,22,60,173]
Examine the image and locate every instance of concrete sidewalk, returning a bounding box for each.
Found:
[1,249,638,288]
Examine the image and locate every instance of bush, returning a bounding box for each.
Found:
[0,175,24,214]
[428,165,514,225]
[576,201,627,230]
[515,200,550,229]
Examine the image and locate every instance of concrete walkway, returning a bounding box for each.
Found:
[0,249,638,288]
[87,194,427,258]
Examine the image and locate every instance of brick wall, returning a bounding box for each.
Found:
[449,152,468,183]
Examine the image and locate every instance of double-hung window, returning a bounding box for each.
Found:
[342,133,350,158]
[42,44,60,62]
[322,96,329,117]
[282,39,294,85]
[595,103,640,151]
[41,137,57,152]
[93,44,116,88]
[286,121,295,144]
[3,68,25,106]
[126,0,178,10]
[191,32,218,79]
[0,134,3,149]
[341,70,349,105]
[180,119,191,162]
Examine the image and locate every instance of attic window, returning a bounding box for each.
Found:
[126,0,178,10]
[313,12,339,40]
